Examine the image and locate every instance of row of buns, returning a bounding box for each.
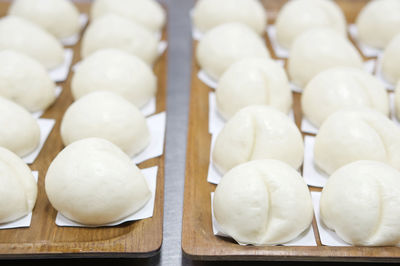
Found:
[213,158,400,246]
[212,97,400,176]
[0,0,166,70]
[7,0,165,39]
[0,0,166,226]
[193,0,400,50]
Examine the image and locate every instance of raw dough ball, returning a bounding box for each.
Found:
[192,0,267,35]
[0,147,37,224]
[61,91,150,157]
[320,160,400,246]
[0,96,40,157]
[0,16,64,69]
[45,138,151,225]
[213,159,313,245]
[395,82,400,120]
[302,67,389,128]
[275,0,346,49]
[216,58,292,120]
[196,22,270,80]
[314,108,400,175]
[381,34,400,85]
[356,0,400,49]
[8,0,80,39]
[71,49,156,108]
[0,50,56,112]
[91,0,166,33]
[81,14,159,65]
[288,28,363,88]
[212,106,303,175]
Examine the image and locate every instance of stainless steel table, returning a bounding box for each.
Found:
[161,0,193,265]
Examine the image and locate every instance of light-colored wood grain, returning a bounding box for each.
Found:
[182,0,400,261]
[0,3,166,258]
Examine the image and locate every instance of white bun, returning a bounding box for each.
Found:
[216,58,292,120]
[302,67,389,127]
[72,49,156,108]
[91,0,166,33]
[0,16,64,69]
[320,160,400,246]
[0,50,56,112]
[314,108,400,175]
[196,22,270,80]
[275,0,346,49]
[0,147,37,224]
[192,0,267,35]
[288,28,363,88]
[45,138,151,225]
[212,106,304,175]
[0,96,40,157]
[81,14,159,65]
[356,0,400,49]
[213,159,313,245]
[381,34,400,85]
[8,0,80,39]
[61,91,150,157]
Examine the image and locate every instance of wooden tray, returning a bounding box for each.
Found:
[0,3,166,259]
[182,0,400,262]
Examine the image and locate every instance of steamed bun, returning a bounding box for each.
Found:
[213,159,313,245]
[0,96,40,157]
[381,34,400,85]
[91,0,166,32]
[356,0,400,49]
[288,28,363,88]
[8,0,80,39]
[320,160,400,246]
[196,22,270,80]
[212,106,304,175]
[275,0,346,49]
[61,91,150,157]
[0,147,37,224]
[314,108,400,175]
[72,49,156,108]
[45,138,151,225]
[192,0,267,35]
[302,67,389,128]
[216,58,292,120]
[0,50,56,112]
[81,14,159,65]
[0,16,64,69]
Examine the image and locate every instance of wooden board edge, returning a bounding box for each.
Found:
[0,249,161,260]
